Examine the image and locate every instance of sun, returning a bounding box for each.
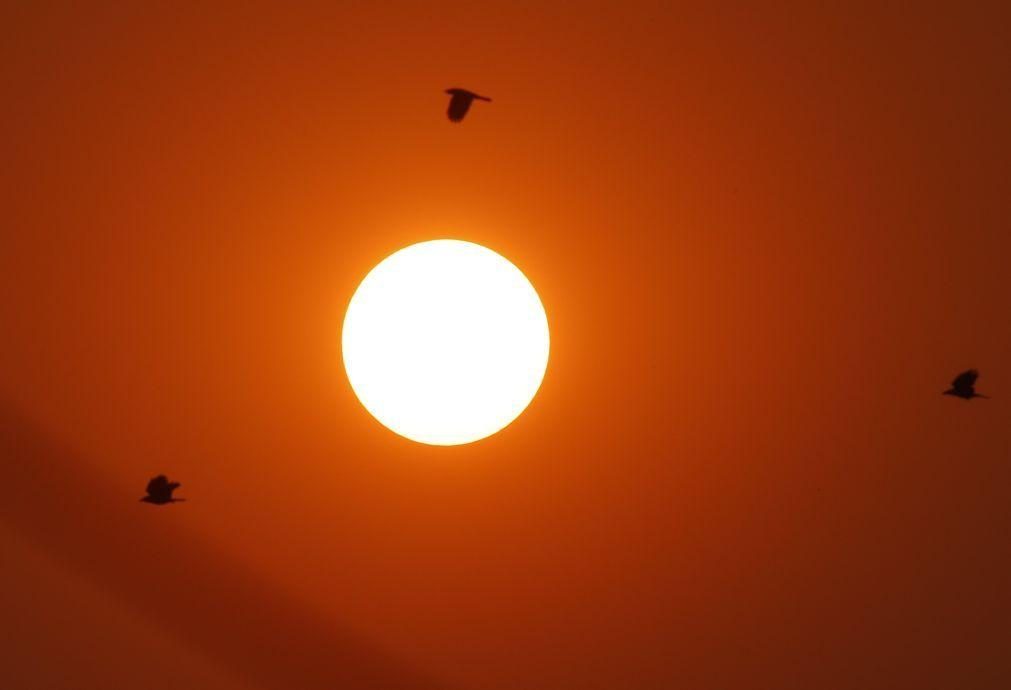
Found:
[342,240,550,445]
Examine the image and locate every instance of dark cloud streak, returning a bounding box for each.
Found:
[0,402,452,690]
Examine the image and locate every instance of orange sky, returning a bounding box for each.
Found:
[2,3,1009,689]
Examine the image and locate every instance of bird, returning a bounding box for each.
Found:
[141,475,185,504]
[943,369,989,400]
[445,88,491,122]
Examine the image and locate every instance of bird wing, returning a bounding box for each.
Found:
[447,93,472,122]
[146,475,168,495]
[952,369,978,389]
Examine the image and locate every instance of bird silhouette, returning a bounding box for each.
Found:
[943,369,989,400]
[141,475,185,504]
[445,88,491,122]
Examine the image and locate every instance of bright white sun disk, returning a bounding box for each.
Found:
[342,240,550,445]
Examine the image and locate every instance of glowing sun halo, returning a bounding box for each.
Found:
[342,240,550,445]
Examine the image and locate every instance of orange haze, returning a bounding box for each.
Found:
[2,3,1009,689]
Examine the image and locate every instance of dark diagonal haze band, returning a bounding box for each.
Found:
[0,403,454,690]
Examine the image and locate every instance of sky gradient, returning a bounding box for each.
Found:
[2,3,1009,688]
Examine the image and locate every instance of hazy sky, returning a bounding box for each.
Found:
[2,3,1009,689]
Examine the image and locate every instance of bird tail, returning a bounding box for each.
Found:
[974,394,990,399]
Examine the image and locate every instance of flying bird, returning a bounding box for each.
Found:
[445,88,491,122]
[141,475,185,504]
[943,369,989,400]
